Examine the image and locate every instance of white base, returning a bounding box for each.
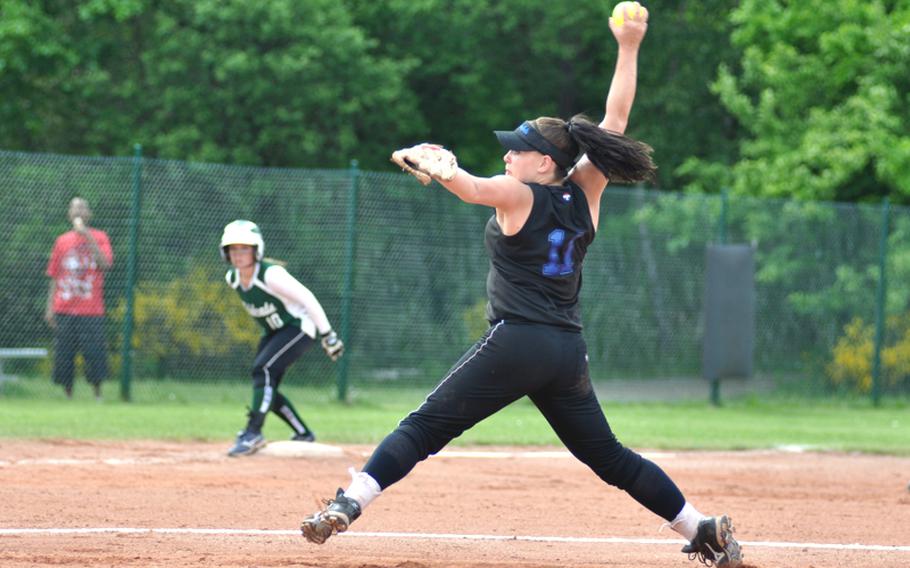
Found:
[258,440,344,458]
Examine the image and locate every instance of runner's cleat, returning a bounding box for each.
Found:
[227,430,265,457]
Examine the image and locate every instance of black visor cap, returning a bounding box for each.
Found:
[493,121,575,170]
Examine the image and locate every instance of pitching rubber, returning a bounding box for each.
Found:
[258,440,344,458]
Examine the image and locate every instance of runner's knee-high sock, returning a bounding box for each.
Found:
[270,391,312,436]
[245,385,267,434]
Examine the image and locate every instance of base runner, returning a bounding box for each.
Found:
[220,220,343,457]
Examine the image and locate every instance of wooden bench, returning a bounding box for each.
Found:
[0,348,49,387]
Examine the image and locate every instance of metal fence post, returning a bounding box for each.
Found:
[337,159,359,402]
[710,189,730,406]
[717,189,729,245]
[120,144,143,402]
[871,198,890,407]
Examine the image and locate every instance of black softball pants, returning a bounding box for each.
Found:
[363,320,686,522]
[251,326,313,405]
[244,326,314,434]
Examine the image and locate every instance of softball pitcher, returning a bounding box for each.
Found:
[220,220,343,457]
[301,4,741,566]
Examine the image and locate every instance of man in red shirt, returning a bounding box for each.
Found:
[45,197,114,399]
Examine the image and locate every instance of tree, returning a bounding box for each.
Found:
[0,0,422,170]
[345,0,740,187]
[1,1,741,184]
[683,0,910,203]
[135,0,423,169]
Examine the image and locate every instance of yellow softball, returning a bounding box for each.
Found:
[611,1,641,27]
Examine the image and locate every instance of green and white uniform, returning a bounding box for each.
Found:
[226,260,333,441]
[226,261,331,339]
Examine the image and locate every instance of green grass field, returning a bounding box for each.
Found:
[1,378,907,454]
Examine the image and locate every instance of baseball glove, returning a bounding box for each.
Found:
[390,144,458,186]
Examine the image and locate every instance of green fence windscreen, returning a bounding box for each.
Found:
[2,149,907,402]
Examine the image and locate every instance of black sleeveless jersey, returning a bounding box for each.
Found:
[484,180,596,330]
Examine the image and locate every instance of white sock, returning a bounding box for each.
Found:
[342,467,382,510]
[669,502,705,541]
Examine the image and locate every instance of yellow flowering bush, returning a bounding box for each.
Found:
[828,314,910,392]
[111,268,259,376]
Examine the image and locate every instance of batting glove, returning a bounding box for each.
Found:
[321,330,344,362]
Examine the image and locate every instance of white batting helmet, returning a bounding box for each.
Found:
[220,219,264,261]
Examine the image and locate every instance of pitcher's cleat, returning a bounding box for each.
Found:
[291,432,316,442]
[682,515,742,567]
[301,488,362,544]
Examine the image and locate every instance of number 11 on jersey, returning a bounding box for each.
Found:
[542,229,582,277]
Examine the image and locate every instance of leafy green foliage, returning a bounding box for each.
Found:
[684,0,910,202]
[0,0,740,189]
[0,0,422,170]
[346,0,740,185]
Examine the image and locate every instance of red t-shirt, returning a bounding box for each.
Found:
[46,229,114,316]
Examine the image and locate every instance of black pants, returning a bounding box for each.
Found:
[53,314,108,389]
[245,326,314,435]
[363,320,686,522]
[252,327,313,400]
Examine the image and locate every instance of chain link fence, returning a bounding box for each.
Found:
[1,149,907,403]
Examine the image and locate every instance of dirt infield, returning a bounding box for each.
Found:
[1,440,909,567]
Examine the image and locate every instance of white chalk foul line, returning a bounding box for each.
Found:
[0,450,674,467]
[1,528,908,552]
